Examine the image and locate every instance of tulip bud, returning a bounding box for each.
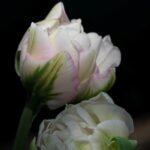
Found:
[15,2,121,109]
[37,93,135,150]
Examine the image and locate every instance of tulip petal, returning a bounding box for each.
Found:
[72,33,91,51]
[97,36,114,64]
[80,92,114,105]
[83,101,134,134]
[77,67,115,100]
[36,20,59,33]
[45,2,69,23]
[21,52,79,107]
[28,23,52,61]
[78,50,96,82]
[89,131,105,150]
[15,31,29,76]
[20,53,41,82]
[99,46,121,74]
[46,52,79,109]
[15,50,21,76]
[97,35,121,74]
[49,27,79,67]
[46,134,64,150]
[88,32,102,52]
[97,120,129,138]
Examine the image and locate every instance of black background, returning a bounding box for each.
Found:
[0,0,150,148]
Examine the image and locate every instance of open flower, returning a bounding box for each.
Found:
[15,2,121,109]
[37,93,134,150]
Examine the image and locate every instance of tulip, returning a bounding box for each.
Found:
[37,92,136,150]
[15,2,121,109]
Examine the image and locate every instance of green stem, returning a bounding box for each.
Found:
[13,94,42,150]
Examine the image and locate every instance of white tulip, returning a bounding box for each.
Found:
[15,2,121,109]
[37,92,133,150]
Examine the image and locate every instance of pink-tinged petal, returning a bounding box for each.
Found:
[78,50,96,81]
[45,2,69,23]
[20,53,42,80]
[96,36,121,74]
[89,68,116,92]
[72,33,91,52]
[77,67,116,100]
[99,46,121,74]
[28,23,52,62]
[88,32,102,52]
[49,28,79,67]
[47,52,79,109]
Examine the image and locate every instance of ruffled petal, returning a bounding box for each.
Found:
[83,100,134,134]
[45,2,69,23]
[97,35,121,74]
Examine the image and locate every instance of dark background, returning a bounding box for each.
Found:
[0,0,150,149]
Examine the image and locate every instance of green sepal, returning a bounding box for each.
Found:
[109,137,137,150]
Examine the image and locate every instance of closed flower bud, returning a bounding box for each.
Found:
[15,2,121,109]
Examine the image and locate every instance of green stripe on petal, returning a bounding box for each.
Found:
[23,52,65,102]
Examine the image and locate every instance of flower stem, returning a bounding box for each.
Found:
[13,94,42,150]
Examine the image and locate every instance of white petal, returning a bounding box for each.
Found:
[99,46,121,74]
[49,27,79,67]
[89,130,107,150]
[62,19,82,32]
[72,33,91,51]
[88,32,102,52]
[97,35,121,74]
[36,20,59,33]
[83,101,134,134]
[17,31,29,70]
[80,92,114,105]
[97,120,129,138]
[89,67,115,91]
[45,2,69,23]
[74,105,96,126]
[27,23,52,62]
[46,134,64,150]
[97,36,113,64]
[66,139,91,150]
[20,53,41,80]
[37,119,54,147]
[47,52,79,109]
[78,50,96,82]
